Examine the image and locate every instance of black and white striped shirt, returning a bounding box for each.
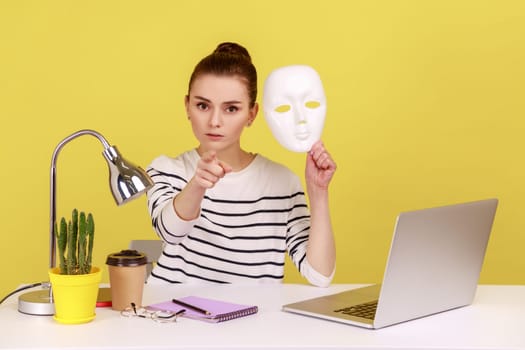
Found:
[146,149,332,286]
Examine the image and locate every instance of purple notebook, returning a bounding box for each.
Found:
[148,296,258,323]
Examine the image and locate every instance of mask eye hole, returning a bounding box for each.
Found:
[305,101,321,109]
[274,105,291,113]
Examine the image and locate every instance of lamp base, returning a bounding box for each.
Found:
[17,287,111,315]
[18,289,55,316]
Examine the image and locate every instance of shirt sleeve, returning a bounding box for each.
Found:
[146,155,199,244]
[302,260,335,287]
[285,173,335,287]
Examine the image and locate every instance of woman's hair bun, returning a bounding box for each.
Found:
[214,42,252,62]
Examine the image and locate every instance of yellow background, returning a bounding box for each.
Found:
[1,1,524,298]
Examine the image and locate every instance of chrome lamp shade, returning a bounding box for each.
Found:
[18,129,153,316]
[103,145,153,205]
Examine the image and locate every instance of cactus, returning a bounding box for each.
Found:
[54,209,95,275]
[77,212,87,274]
[66,219,74,274]
[86,213,94,271]
[71,208,78,268]
[56,219,67,273]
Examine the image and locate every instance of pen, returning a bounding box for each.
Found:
[172,298,211,315]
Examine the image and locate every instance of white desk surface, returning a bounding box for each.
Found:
[1,284,524,350]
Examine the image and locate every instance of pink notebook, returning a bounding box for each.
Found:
[148,295,258,323]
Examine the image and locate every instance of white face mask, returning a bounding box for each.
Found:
[263,65,326,153]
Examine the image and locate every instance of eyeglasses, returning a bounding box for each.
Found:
[120,302,185,323]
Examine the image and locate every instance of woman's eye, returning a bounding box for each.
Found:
[226,106,239,113]
[196,102,208,110]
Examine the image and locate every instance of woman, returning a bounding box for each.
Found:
[146,42,337,286]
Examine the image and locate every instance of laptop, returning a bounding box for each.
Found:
[282,198,498,329]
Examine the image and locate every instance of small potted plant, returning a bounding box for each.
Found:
[48,209,102,324]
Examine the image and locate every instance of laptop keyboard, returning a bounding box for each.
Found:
[334,300,378,320]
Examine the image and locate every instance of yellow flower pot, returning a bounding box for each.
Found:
[48,267,102,324]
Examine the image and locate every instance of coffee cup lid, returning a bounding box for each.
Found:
[106,249,147,266]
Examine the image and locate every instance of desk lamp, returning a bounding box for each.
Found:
[18,129,154,316]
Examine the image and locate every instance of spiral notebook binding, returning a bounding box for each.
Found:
[215,306,258,322]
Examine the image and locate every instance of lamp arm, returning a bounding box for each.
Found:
[49,129,112,269]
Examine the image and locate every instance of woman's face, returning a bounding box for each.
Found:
[186,74,257,154]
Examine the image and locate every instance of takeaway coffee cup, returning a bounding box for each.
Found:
[106,249,148,311]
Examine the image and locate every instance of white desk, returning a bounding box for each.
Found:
[1,284,524,350]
